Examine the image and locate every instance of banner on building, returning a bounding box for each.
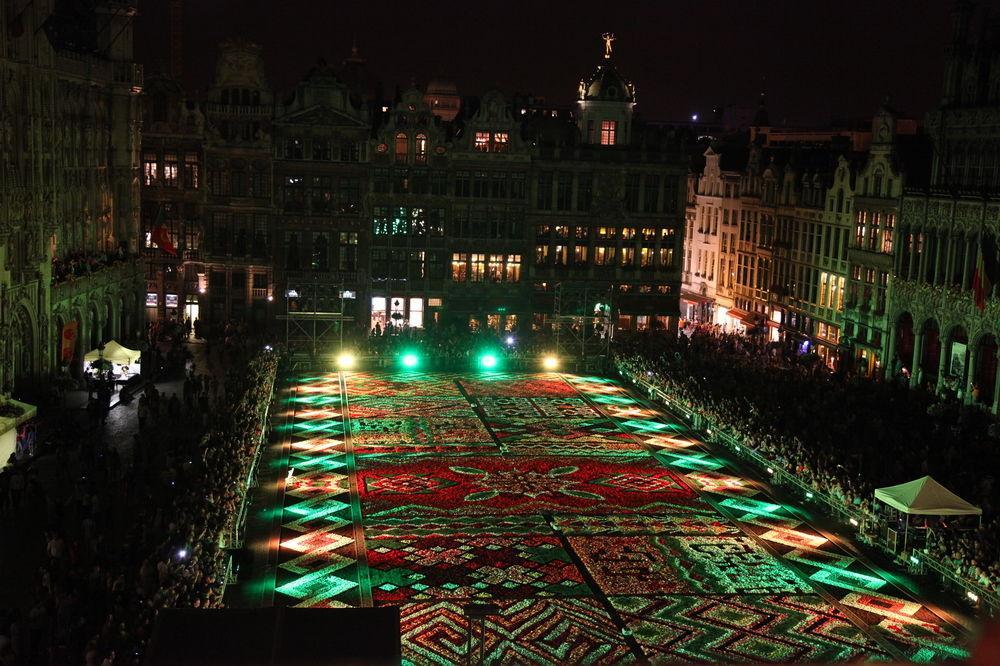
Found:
[60,320,78,364]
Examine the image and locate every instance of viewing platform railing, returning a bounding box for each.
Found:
[616,362,999,618]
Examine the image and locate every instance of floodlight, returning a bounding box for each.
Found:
[336,352,356,369]
[542,355,559,370]
[505,335,515,345]
[479,353,498,369]
[402,353,419,368]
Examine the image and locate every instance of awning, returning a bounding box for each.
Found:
[681,291,715,306]
[84,340,141,365]
[874,476,982,516]
[726,308,754,324]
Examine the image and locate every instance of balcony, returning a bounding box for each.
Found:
[52,259,142,303]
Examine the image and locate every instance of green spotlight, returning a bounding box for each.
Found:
[401,352,419,368]
[479,353,498,369]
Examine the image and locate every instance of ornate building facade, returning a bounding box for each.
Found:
[886,1,1000,412]
[140,36,688,340]
[1,0,144,394]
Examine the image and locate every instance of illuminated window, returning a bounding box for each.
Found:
[600,120,617,145]
[574,245,588,265]
[163,152,178,186]
[882,213,894,254]
[409,298,424,328]
[142,152,158,186]
[535,245,549,265]
[451,253,468,281]
[505,254,521,282]
[594,246,615,265]
[620,247,635,266]
[554,225,569,239]
[415,133,428,164]
[640,246,654,267]
[488,254,504,282]
[621,227,636,240]
[471,253,486,281]
[493,132,509,152]
[395,132,408,161]
[658,247,674,267]
[553,245,567,266]
[475,131,491,152]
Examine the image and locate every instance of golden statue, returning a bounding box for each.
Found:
[602,32,616,59]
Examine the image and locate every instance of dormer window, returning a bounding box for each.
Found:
[600,120,617,145]
[475,131,491,152]
[415,134,428,164]
[395,132,408,162]
[493,132,509,153]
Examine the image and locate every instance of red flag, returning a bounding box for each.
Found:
[151,206,177,255]
[60,320,78,363]
[972,234,998,312]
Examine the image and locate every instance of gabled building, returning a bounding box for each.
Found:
[274,59,370,327]
[200,39,275,328]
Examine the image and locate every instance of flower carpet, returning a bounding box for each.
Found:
[265,370,972,664]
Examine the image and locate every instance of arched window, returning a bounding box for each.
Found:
[395,132,409,162]
[414,133,427,164]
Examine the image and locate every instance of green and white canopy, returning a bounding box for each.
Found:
[874,476,982,516]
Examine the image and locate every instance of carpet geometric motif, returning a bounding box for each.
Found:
[367,535,591,602]
[344,372,464,397]
[568,535,812,595]
[365,515,549,538]
[399,599,637,665]
[348,396,479,420]
[475,396,603,420]
[350,416,495,453]
[487,417,648,456]
[459,375,579,397]
[550,512,742,537]
[275,374,361,608]
[357,454,702,517]
[611,595,890,663]
[266,371,968,662]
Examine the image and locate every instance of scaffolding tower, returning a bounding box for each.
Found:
[277,278,354,366]
[547,283,613,360]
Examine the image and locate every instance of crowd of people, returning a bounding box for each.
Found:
[0,337,277,664]
[51,248,133,286]
[614,324,1000,598]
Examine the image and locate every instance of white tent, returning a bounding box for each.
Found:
[84,340,142,366]
[874,476,982,516]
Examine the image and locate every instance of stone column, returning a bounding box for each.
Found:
[917,230,929,283]
[936,334,951,394]
[963,341,978,404]
[907,230,918,280]
[944,234,956,286]
[885,321,898,378]
[910,328,925,388]
[961,235,974,291]
[933,231,945,285]
[993,348,1000,415]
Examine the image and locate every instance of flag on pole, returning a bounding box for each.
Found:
[972,233,998,312]
[151,205,177,256]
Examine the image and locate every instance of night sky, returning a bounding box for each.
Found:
[135,1,998,126]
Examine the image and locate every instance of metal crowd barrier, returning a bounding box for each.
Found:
[616,362,999,617]
[221,373,277,588]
